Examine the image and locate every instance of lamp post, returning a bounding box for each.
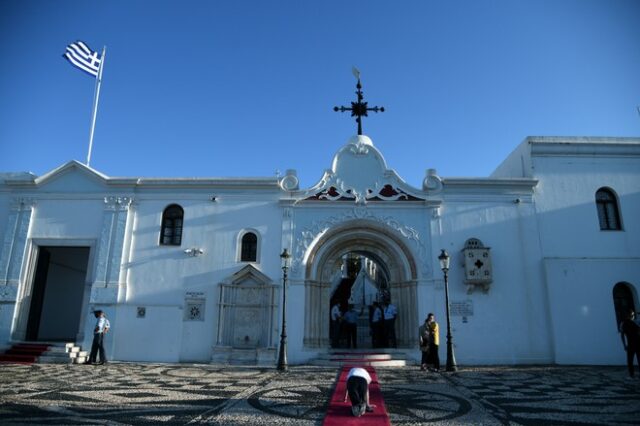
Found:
[438,249,458,372]
[277,248,291,371]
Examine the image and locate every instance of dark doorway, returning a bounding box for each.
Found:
[329,253,390,349]
[613,282,636,329]
[26,246,90,342]
[25,248,51,340]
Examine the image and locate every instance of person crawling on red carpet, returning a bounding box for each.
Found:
[343,367,377,417]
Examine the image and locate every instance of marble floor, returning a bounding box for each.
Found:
[0,363,638,425]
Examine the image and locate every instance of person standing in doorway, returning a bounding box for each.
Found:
[425,313,440,371]
[344,304,359,349]
[620,309,640,379]
[87,310,110,365]
[330,302,343,348]
[370,301,384,348]
[384,301,398,348]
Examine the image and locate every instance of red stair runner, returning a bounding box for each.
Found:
[323,365,390,426]
[0,343,50,364]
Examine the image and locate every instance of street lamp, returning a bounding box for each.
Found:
[277,248,291,371]
[438,249,458,372]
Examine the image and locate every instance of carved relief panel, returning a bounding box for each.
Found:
[217,265,277,349]
[462,238,492,293]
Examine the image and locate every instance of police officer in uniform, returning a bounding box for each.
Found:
[87,310,110,365]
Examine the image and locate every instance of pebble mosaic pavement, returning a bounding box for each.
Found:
[0,362,638,425]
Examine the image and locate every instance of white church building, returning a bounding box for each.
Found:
[0,132,638,366]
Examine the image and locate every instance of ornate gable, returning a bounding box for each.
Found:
[223,264,273,286]
[296,135,426,204]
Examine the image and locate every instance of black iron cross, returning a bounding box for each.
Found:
[334,75,385,135]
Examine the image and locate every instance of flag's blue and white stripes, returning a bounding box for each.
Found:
[63,41,101,77]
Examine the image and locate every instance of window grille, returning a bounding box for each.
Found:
[595,188,621,230]
[240,232,258,262]
[160,204,184,245]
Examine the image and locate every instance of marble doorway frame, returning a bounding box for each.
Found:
[302,220,418,348]
[12,238,96,343]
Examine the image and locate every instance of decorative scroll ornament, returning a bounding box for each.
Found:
[103,196,133,211]
[423,169,443,193]
[10,197,36,210]
[279,169,299,191]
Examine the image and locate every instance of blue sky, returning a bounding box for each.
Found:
[1,0,639,188]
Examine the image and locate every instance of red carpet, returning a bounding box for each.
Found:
[0,343,50,364]
[323,365,390,426]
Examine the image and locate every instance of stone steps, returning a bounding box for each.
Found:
[65,342,88,364]
[311,349,414,368]
[211,346,276,366]
[0,341,88,364]
[29,342,71,364]
[0,342,51,364]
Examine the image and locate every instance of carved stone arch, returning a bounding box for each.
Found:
[302,219,418,348]
[306,220,418,284]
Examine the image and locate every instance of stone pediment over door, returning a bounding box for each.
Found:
[285,135,431,204]
[216,265,277,349]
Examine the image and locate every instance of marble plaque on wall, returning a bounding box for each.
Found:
[184,298,205,321]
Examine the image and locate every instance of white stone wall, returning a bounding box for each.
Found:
[433,197,552,364]
[543,258,640,365]
[532,154,639,258]
[122,191,283,362]
[531,149,640,365]
[30,200,104,239]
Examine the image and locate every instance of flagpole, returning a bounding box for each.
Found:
[87,46,106,167]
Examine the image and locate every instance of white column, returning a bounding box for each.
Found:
[90,196,132,304]
[320,281,330,346]
[0,198,35,288]
[0,198,36,344]
[118,198,136,304]
[304,279,325,348]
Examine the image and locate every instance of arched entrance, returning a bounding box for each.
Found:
[612,282,637,329]
[329,252,390,348]
[303,220,418,349]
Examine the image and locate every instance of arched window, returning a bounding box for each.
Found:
[240,232,258,262]
[612,282,636,329]
[595,188,621,230]
[160,204,183,246]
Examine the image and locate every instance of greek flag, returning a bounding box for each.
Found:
[63,41,101,77]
